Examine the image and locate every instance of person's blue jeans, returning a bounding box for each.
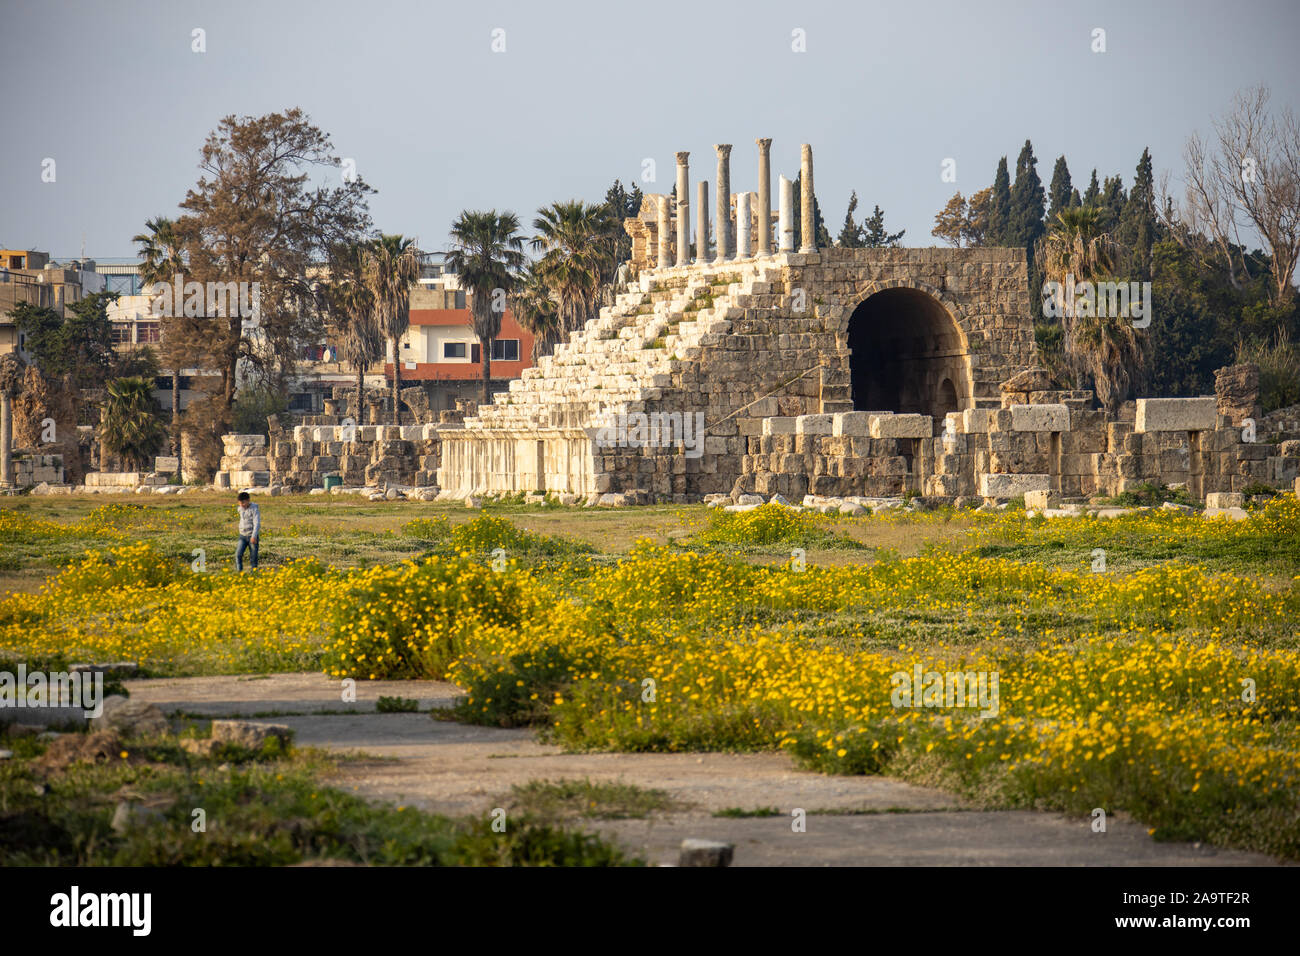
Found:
[236,535,259,571]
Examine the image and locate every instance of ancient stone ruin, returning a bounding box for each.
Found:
[430,140,1300,506]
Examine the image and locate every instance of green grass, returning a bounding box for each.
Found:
[0,732,638,866]
[503,778,683,820]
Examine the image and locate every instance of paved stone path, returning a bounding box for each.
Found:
[127,673,1280,867]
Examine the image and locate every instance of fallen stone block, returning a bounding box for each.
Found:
[1205,492,1244,509]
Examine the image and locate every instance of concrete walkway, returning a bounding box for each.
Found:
[126,673,1280,867]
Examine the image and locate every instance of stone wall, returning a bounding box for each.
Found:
[267,423,443,490]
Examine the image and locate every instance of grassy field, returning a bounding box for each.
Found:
[2,493,1298,861]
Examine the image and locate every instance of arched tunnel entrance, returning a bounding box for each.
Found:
[847,287,972,419]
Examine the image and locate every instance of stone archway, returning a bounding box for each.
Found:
[846,286,972,418]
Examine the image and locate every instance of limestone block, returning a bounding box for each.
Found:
[1134,397,1216,433]
[795,414,833,435]
[1025,489,1057,510]
[832,412,872,437]
[870,414,931,439]
[1010,403,1069,432]
[961,408,993,433]
[154,456,179,473]
[762,417,798,436]
[1205,492,1244,509]
[979,473,1051,497]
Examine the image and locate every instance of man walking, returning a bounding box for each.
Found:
[236,491,260,571]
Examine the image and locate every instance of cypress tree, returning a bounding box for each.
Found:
[1119,148,1157,279]
[987,156,1011,245]
[838,191,864,247]
[1047,156,1073,222]
[1098,175,1127,234]
[1082,169,1100,207]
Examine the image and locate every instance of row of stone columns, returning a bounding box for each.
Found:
[655,139,814,267]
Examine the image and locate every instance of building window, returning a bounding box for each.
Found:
[443,341,467,359]
[491,339,520,361]
[110,323,134,345]
[289,393,315,412]
[138,322,161,343]
[471,343,481,363]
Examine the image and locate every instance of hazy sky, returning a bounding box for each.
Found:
[2,0,1297,260]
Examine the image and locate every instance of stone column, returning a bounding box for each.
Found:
[755,138,773,255]
[674,152,690,266]
[656,195,671,269]
[0,394,11,488]
[695,180,710,263]
[799,143,816,253]
[736,192,752,258]
[778,175,795,252]
[714,144,732,262]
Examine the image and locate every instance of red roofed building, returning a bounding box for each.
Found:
[385,282,535,412]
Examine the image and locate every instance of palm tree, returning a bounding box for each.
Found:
[364,234,422,424]
[1039,207,1143,412]
[510,263,563,361]
[445,211,526,405]
[100,376,168,472]
[530,201,616,337]
[321,241,381,424]
[132,216,186,454]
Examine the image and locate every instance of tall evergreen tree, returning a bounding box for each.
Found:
[1098,175,1127,234]
[1119,148,1157,280]
[1047,156,1073,221]
[838,191,864,247]
[1009,140,1047,248]
[987,157,1012,245]
[1082,169,1101,207]
[1069,187,1082,208]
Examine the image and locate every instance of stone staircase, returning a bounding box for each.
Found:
[467,259,787,432]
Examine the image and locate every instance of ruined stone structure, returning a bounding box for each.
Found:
[438,141,1038,500]
[436,140,1299,506]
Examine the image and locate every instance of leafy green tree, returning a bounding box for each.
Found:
[446,210,527,404]
[100,376,167,471]
[12,291,118,388]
